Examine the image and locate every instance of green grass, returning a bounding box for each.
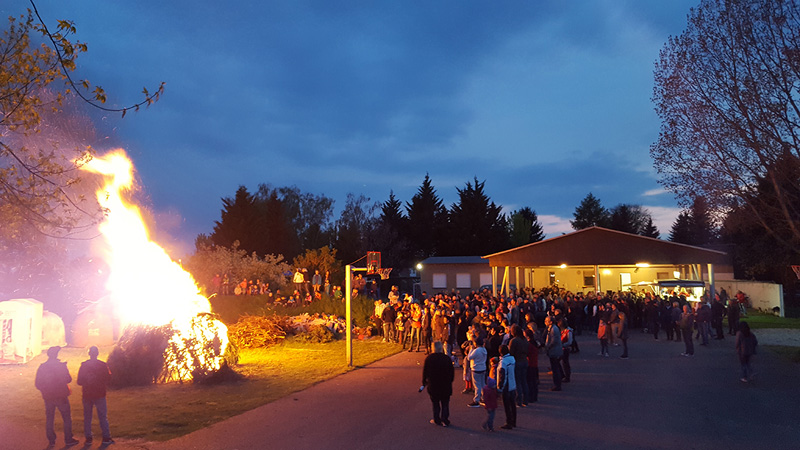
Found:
[735,310,800,329]
[0,338,401,442]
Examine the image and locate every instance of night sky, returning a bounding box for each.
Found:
[9,1,701,255]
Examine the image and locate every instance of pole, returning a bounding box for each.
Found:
[345,264,353,367]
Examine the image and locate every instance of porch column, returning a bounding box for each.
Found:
[514,266,520,295]
[492,266,498,298]
[594,265,600,294]
[707,263,715,303]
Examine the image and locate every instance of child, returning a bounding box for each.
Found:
[482,358,499,432]
[598,319,609,357]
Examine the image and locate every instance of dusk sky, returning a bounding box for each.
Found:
[11,1,701,255]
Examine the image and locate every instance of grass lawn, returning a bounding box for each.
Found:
[0,338,402,442]
[735,310,800,329]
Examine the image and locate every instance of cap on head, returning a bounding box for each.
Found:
[47,346,61,358]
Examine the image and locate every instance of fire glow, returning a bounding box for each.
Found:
[83,149,228,380]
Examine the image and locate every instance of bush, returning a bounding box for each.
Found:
[108,325,170,387]
[294,324,335,343]
[228,314,293,348]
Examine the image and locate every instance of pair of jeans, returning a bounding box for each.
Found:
[83,397,111,441]
[471,370,485,404]
[44,397,74,444]
[683,328,694,355]
[483,409,496,430]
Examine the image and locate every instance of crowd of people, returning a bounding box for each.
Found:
[400,284,757,430]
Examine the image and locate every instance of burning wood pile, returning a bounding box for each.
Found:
[82,151,233,385]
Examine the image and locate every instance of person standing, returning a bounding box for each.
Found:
[292,268,305,297]
[421,341,454,427]
[497,344,517,430]
[735,321,758,382]
[509,325,529,406]
[311,269,322,294]
[544,316,563,391]
[77,346,114,445]
[466,337,487,408]
[679,305,695,357]
[617,311,629,359]
[35,346,80,448]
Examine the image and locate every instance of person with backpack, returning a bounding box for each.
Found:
[735,321,758,382]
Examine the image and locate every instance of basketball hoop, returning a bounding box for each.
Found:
[366,251,381,275]
[378,268,392,280]
[792,265,800,280]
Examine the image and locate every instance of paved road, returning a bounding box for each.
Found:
[7,331,799,450]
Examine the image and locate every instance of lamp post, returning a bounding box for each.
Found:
[344,264,368,367]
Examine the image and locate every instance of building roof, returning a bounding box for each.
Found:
[421,256,488,265]
[482,227,728,267]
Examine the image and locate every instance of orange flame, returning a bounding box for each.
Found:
[83,149,228,379]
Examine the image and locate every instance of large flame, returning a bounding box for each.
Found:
[83,149,228,380]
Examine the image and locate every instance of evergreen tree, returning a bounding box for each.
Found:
[445,177,509,255]
[641,217,660,239]
[571,193,609,230]
[211,186,266,254]
[406,174,448,259]
[374,191,412,267]
[509,207,545,247]
[669,211,694,245]
[690,197,716,246]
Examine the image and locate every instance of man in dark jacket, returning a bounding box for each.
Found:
[381,303,397,343]
[421,341,454,427]
[35,346,80,448]
[77,346,113,445]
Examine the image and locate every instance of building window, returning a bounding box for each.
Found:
[657,272,670,279]
[549,272,556,286]
[432,273,447,289]
[480,273,492,287]
[456,273,471,289]
[583,274,595,286]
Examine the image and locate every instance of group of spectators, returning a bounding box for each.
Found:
[393,284,754,430]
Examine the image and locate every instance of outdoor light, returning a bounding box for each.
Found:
[602,269,611,275]
[416,263,423,270]
[674,271,681,278]
[635,262,650,268]
[559,264,567,269]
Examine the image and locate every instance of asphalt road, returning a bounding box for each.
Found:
[7,330,800,450]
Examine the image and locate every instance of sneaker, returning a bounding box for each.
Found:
[430,419,441,426]
[500,424,513,430]
[65,439,80,447]
[550,386,562,391]
[680,352,688,356]
[604,353,610,357]
[597,352,604,356]
[467,402,480,407]
[102,438,115,445]
[620,355,629,359]
[442,419,450,427]
[461,389,470,394]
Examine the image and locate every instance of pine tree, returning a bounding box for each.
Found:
[446,178,509,255]
[406,174,448,259]
[509,207,545,246]
[211,186,266,254]
[669,211,694,245]
[571,193,609,230]
[641,217,660,239]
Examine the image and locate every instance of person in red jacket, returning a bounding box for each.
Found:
[35,346,80,448]
[77,346,114,445]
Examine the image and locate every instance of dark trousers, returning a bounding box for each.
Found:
[526,366,539,403]
[430,395,450,425]
[549,357,562,389]
[561,349,571,381]
[664,322,674,340]
[621,338,628,357]
[683,328,694,355]
[514,361,529,405]
[502,389,517,427]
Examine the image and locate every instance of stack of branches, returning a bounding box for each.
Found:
[108,313,236,387]
[228,314,294,349]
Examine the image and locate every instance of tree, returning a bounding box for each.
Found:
[406,174,448,259]
[268,185,334,252]
[571,193,609,230]
[669,211,695,245]
[185,241,290,294]
[607,204,657,237]
[445,177,509,255]
[211,186,265,254]
[334,193,378,265]
[373,191,412,268]
[292,246,342,286]
[652,0,800,253]
[668,198,717,246]
[508,207,545,247]
[641,217,661,239]
[1,7,163,237]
